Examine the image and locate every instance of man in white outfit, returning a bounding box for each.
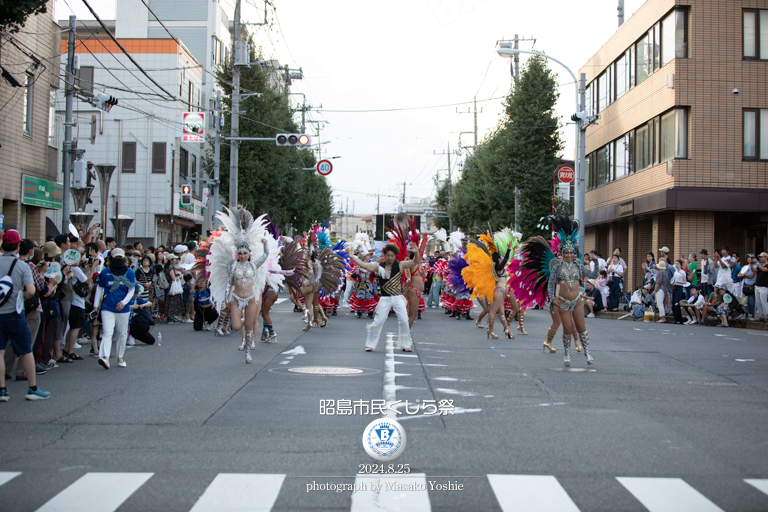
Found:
[349,242,420,352]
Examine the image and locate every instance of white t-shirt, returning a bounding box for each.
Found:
[607,263,624,277]
[691,294,706,309]
[183,252,196,266]
[672,268,689,287]
[71,266,88,309]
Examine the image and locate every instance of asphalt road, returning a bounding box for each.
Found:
[1,296,767,512]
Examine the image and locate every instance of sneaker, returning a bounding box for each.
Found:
[587,313,595,318]
[184,318,193,324]
[126,337,136,346]
[73,342,82,349]
[0,389,8,402]
[117,360,127,368]
[98,357,110,370]
[26,387,51,400]
[35,366,46,376]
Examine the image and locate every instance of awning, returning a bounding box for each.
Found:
[172,217,196,228]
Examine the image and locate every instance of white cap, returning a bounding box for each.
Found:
[174,244,186,254]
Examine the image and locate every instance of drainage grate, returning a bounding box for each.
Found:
[288,366,365,375]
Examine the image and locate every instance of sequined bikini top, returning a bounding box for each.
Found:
[233,262,256,284]
[558,261,581,289]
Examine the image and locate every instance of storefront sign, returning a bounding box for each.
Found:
[173,192,205,222]
[22,174,63,209]
[618,200,634,218]
[182,112,205,142]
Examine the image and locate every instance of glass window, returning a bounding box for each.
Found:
[586,155,593,190]
[616,52,627,99]
[627,131,635,174]
[22,74,33,135]
[660,110,676,162]
[675,108,688,158]
[585,83,593,116]
[675,11,687,58]
[628,46,635,88]
[744,11,757,58]
[152,142,166,173]
[653,23,661,71]
[744,110,757,158]
[48,89,56,147]
[637,33,651,85]
[636,124,649,170]
[615,135,629,179]
[653,118,659,165]
[598,72,607,112]
[662,13,675,66]
[180,148,188,179]
[597,146,609,187]
[762,11,768,59]
[122,142,137,173]
[761,109,768,158]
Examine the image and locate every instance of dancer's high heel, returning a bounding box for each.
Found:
[543,327,557,353]
[517,311,528,335]
[573,328,583,352]
[487,327,499,339]
[504,327,514,339]
[475,320,485,329]
[245,331,254,363]
[563,333,572,366]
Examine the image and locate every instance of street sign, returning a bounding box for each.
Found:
[316,160,332,176]
[182,112,205,142]
[557,164,575,184]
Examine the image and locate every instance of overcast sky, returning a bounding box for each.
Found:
[57,0,647,215]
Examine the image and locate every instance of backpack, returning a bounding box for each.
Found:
[157,271,170,290]
[0,259,19,307]
[73,279,90,298]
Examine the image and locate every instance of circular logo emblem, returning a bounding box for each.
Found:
[362,418,407,461]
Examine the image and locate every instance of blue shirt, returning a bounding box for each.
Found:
[128,296,148,324]
[193,289,212,307]
[97,267,136,313]
[732,263,743,283]
[182,282,192,304]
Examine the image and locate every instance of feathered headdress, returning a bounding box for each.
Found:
[493,228,522,260]
[507,229,562,310]
[449,230,465,252]
[280,238,306,292]
[539,215,580,256]
[462,236,496,302]
[447,248,471,295]
[312,220,333,251]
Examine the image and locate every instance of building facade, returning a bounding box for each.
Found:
[0,1,60,241]
[580,0,768,290]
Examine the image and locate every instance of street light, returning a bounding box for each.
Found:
[495,43,585,254]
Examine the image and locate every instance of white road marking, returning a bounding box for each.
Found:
[35,472,153,512]
[0,471,20,487]
[745,479,768,496]
[281,346,306,356]
[274,298,287,304]
[189,473,285,512]
[487,474,580,512]
[351,473,431,512]
[617,477,725,512]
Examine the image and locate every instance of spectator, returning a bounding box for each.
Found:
[0,230,51,401]
[193,279,218,331]
[612,247,627,269]
[163,255,184,324]
[687,253,698,290]
[671,260,689,324]
[154,249,166,268]
[659,246,672,266]
[595,270,610,310]
[699,249,715,297]
[742,254,758,320]
[584,279,603,318]
[127,285,155,345]
[700,283,725,324]
[62,253,89,361]
[182,273,194,323]
[755,252,768,322]
[183,242,197,266]
[135,256,153,302]
[682,286,706,325]
[589,250,607,273]
[426,257,443,308]
[606,255,625,311]
[102,237,116,259]
[713,249,734,293]
[731,252,743,298]
[153,264,168,321]
[630,284,655,320]
[653,260,671,322]
[715,286,736,327]
[133,242,143,254]
[642,252,657,286]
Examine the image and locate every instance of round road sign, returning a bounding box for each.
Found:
[557,164,575,184]
[316,160,333,176]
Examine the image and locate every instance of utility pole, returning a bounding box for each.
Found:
[229,0,242,207]
[434,143,454,232]
[618,0,625,27]
[61,16,76,233]
[402,182,406,204]
[213,90,221,226]
[578,73,587,254]
[346,197,349,239]
[473,96,478,151]
[377,187,380,215]
[457,97,480,152]
[513,34,520,234]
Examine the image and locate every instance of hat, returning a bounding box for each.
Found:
[657,260,667,269]
[174,244,186,254]
[1,229,21,244]
[187,241,196,251]
[167,252,179,261]
[111,247,125,258]
[42,241,61,258]
[54,234,69,246]
[699,249,708,255]
[714,282,723,289]
[659,246,670,253]
[759,252,768,258]
[643,283,653,291]
[587,279,596,286]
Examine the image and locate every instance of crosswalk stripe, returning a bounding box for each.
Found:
[351,473,431,512]
[0,471,21,487]
[487,474,580,512]
[745,479,768,496]
[617,477,725,512]
[35,472,153,512]
[189,473,285,512]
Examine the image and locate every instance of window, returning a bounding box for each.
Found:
[660,110,676,162]
[74,66,93,94]
[744,10,768,59]
[653,22,661,71]
[212,36,223,67]
[598,72,607,112]
[615,134,629,179]
[674,11,688,58]
[652,117,659,165]
[616,52,627,100]
[22,73,33,135]
[597,146,610,187]
[744,109,768,160]
[628,46,635,88]
[636,32,652,85]
[48,89,56,146]
[661,11,687,64]
[122,142,136,173]
[635,123,650,171]
[179,148,189,179]
[188,81,194,111]
[191,155,199,196]
[152,142,166,173]
[675,108,687,158]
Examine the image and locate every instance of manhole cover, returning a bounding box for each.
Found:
[289,366,364,375]
[269,366,380,376]
[547,368,598,373]
[687,381,738,386]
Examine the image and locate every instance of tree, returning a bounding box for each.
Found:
[432,176,450,231]
[1,0,47,34]
[204,35,332,233]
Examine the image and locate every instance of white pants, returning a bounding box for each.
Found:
[756,286,768,318]
[100,311,129,360]
[343,279,355,307]
[733,281,743,298]
[655,290,666,317]
[365,295,411,350]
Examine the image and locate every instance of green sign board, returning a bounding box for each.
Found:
[22,175,63,210]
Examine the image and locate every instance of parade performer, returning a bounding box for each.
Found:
[494,228,526,335]
[349,239,421,352]
[448,249,474,320]
[510,215,597,365]
[297,226,346,331]
[387,215,428,329]
[256,220,297,344]
[349,249,378,318]
[320,240,350,318]
[343,233,372,309]
[463,230,513,339]
[207,206,276,363]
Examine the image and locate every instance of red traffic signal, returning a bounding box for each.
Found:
[181,185,192,205]
[276,133,311,147]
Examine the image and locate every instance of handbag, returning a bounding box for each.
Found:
[73,279,90,298]
[169,279,183,296]
[134,307,155,326]
[743,284,755,296]
[157,271,169,290]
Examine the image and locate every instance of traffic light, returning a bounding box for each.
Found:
[181,184,192,205]
[275,133,310,147]
[96,93,118,112]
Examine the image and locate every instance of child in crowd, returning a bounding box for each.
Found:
[594,270,610,310]
[193,279,218,331]
[182,273,194,324]
[153,264,166,321]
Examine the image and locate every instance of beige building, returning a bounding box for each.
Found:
[580,0,768,290]
[0,1,59,241]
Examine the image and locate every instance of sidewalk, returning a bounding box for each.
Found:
[591,309,768,330]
